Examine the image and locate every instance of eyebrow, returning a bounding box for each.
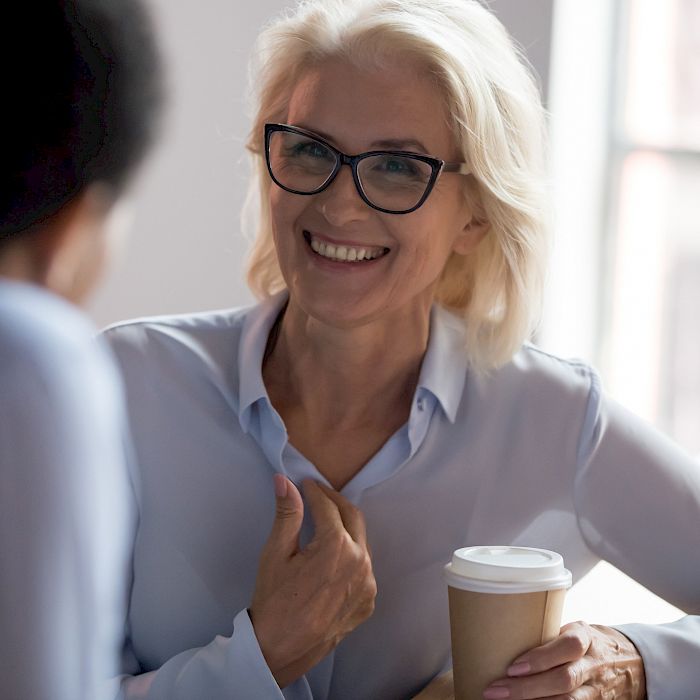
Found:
[297,125,430,154]
[371,138,430,153]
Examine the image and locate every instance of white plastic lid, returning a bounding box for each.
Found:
[444,546,572,594]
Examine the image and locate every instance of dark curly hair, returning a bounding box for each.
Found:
[0,0,164,240]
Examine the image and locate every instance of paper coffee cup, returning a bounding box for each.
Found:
[444,546,572,700]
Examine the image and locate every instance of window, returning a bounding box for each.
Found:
[547,0,699,626]
[604,0,700,453]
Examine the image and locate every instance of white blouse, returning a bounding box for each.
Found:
[104,293,700,700]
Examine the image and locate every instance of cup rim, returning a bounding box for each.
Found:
[443,545,573,593]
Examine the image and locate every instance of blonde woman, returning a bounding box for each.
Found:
[104,0,700,698]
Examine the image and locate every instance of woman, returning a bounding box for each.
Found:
[103,0,700,698]
[0,2,162,698]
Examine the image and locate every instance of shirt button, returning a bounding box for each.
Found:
[417,397,425,411]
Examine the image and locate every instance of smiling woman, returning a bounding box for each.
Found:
[245,3,549,371]
[100,0,700,699]
[262,59,482,334]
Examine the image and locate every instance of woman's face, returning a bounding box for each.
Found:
[269,58,483,329]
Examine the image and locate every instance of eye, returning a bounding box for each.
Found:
[288,139,334,161]
[383,157,417,174]
[367,154,425,180]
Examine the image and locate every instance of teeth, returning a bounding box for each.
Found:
[307,233,386,263]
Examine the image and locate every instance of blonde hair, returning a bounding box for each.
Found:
[243,0,549,371]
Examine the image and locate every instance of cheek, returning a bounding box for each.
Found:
[269,190,285,230]
[393,212,462,277]
[269,192,293,251]
[269,190,307,239]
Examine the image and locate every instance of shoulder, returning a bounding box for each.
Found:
[100,302,274,407]
[466,342,602,425]
[508,343,600,395]
[101,303,255,368]
[0,281,113,393]
[103,304,252,346]
[0,282,127,478]
[432,303,600,403]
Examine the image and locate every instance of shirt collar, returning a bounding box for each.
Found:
[237,292,288,433]
[416,304,469,424]
[236,294,468,431]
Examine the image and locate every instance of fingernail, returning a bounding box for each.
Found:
[507,661,531,676]
[483,687,510,700]
[274,474,287,498]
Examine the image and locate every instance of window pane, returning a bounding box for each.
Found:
[623,0,700,150]
[605,152,700,454]
[658,160,700,454]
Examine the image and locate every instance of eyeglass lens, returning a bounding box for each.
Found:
[267,129,434,212]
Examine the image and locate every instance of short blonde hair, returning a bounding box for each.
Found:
[243,0,549,371]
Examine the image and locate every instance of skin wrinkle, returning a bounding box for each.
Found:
[489,623,646,699]
[595,626,645,699]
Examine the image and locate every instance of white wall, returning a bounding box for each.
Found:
[88,0,554,327]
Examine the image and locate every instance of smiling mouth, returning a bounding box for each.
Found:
[303,231,390,263]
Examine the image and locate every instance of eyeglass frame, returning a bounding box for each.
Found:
[264,122,471,215]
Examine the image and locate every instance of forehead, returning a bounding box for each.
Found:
[285,59,457,157]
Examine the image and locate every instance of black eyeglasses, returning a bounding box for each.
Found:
[264,123,470,215]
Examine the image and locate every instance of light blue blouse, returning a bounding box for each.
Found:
[104,293,700,700]
[0,280,132,700]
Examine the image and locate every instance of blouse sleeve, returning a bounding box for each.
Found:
[113,609,313,700]
[573,370,700,700]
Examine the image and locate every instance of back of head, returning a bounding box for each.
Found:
[244,0,550,371]
[0,0,164,241]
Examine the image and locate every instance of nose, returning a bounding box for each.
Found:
[314,164,371,226]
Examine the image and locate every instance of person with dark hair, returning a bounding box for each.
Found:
[0,2,163,699]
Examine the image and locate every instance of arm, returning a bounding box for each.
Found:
[109,464,306,699]
[481,371,700,700]
[572,382,700,699]
[115,609,312,700]
[614,617,700,700]
[109,449,313,700]
[0,350,131,700]
[113,478,376,700]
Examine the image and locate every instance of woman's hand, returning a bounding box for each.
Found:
[249,476,377,689]
[483,621,646,699]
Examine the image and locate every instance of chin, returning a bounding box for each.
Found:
[292,291,386,330]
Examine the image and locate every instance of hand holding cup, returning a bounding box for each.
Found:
[482,620,646,699]
[445,546,572,700]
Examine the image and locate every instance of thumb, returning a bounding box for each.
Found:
[268,474,304,557]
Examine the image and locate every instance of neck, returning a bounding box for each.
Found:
[0,239,45,285]
[263,298,432,429]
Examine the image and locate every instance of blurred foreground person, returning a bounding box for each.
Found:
[0,2,162,698]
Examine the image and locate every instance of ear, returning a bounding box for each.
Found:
[452,216,489,256]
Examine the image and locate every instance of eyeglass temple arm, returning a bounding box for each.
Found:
[442,162,471,175]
